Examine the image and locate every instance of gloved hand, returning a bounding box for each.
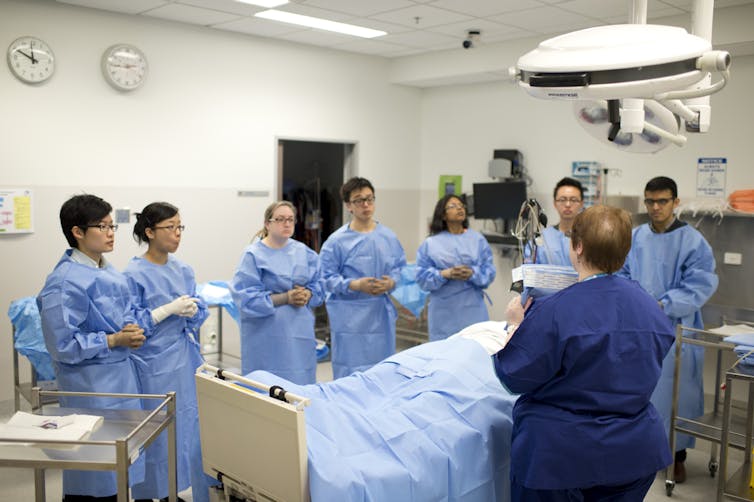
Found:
[151,295,199,324]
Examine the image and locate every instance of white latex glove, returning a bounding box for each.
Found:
[151,295,198,324]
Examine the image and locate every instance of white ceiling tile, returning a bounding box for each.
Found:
[713,0,754,7]
[556,0,630,19]
[331,38,413,56]
[380,29,457,48]
[655,0,694,12]
[429,0,544,17]
[176,0,265,16]
[276,3,353,21]
[277,28,355,47]
[335,17,414,35]
[489,6,595,32]
[143,3,242,25]
[428,18,523,37]
[301,0,415,17]
[213,16,305,36]
[56,0,169,15]
[369,4,473,29]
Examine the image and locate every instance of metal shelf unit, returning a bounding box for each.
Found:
[0,388,177,502]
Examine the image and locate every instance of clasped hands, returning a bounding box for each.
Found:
[287,285,312,307]
[441,265,473,281]
[351,276,394,296]
[108,323,145,349]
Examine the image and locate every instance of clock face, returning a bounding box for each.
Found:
[102,44,148,91]
[7,36,55,84]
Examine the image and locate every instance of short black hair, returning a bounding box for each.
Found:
[133,202,179,245]
[429,194,468,235]
[645,176,678,199]
[340,177,374,202]
[59,194,112,248]
[553,177,584,200]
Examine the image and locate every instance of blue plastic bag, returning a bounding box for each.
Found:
[8,297,56,381]
[196,281,240,323]
[391,264,429,318]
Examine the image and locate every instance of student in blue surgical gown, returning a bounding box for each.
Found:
[231,201,323,384]
[619,176,718,483]
[124,202,215,502]
[536,177,584,266]
[495,205,675,502]
[416,194,495,341]
[37,194,146,502]
[320,177,407,379]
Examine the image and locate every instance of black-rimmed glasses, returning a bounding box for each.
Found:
[84,224,118,233]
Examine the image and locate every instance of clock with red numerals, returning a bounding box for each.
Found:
[101,43,148,91]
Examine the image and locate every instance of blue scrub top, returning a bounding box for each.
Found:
[37,250,145,497]
[495,275,675,490]
[320,222,406,378]
[231,238,324,382]
[124,254,210,500]
[416,229,496,341]
[536,226,573,266]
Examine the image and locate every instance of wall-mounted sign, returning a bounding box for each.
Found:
[0,188,33,234]
[696,157,726,197]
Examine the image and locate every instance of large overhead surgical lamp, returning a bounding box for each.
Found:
[512,0,731,153]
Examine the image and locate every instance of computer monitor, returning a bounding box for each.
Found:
[472,181,527,220]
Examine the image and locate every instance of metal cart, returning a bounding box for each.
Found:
[666,321,754,496]
[0,388,177,502]
[718,364,754,501]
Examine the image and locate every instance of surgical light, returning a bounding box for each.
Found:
[511,0,731,153]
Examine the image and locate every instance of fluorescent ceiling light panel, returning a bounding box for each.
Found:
[235,0,289,8]
[255,9,387,38]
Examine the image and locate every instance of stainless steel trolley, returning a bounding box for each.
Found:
[666,321,754,497]
[718,364,754,501]
[0,387,178,502]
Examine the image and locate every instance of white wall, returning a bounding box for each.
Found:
[0,0,422,402]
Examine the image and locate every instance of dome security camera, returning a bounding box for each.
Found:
[463,29,481,50]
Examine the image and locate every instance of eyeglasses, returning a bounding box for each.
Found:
[349,196,375,206]
[644,198,675,207]
[153,224,185,232]
[85,224,118,233]
[445,203,466,211]
[269,217,296,224]
[555,198,582,205]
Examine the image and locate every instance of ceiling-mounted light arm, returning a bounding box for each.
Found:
[629,0,648,24]
[607,99,621,142]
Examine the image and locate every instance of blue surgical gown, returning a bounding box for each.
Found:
[37,250,145,497]
[416,229,496,341]
[231,239,324,384]
[536,226,573,266]
[124,255,212,502]
[495,275,675,490]
[320,222,406,379]
[618,222,718,451]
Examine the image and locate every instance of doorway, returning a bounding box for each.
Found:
[277,139,356,252]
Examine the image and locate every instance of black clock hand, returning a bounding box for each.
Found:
[16,49,34,62]
[29,40,37,64]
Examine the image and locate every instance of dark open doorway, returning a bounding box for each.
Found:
[278,139,356,252]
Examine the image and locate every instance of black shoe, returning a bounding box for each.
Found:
[674,460,687,483]
[159,497,187,502]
